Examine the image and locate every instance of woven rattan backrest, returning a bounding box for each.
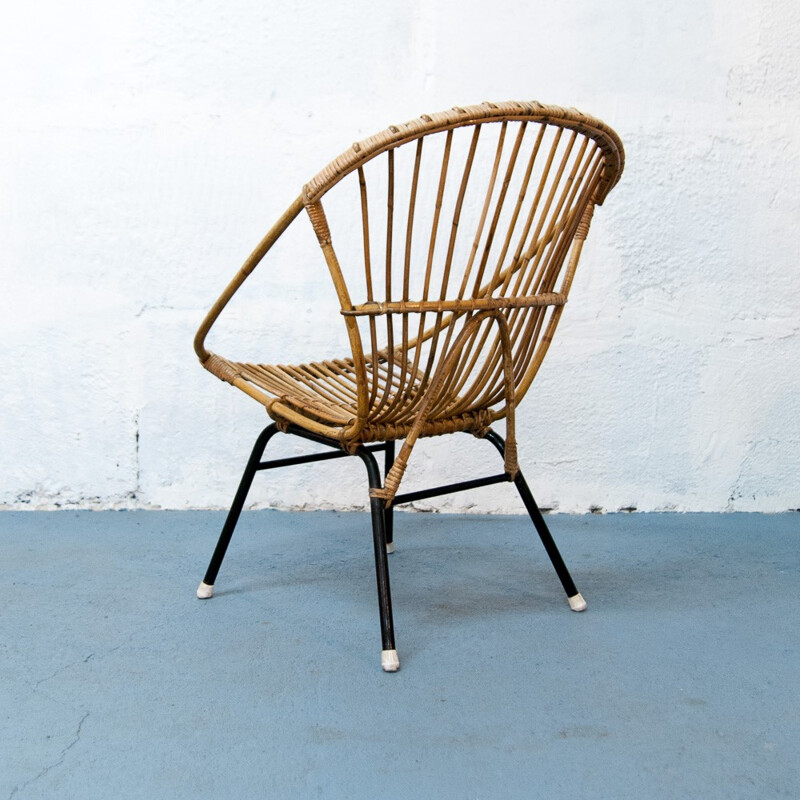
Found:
[302,101,624,434]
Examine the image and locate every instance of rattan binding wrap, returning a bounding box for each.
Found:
[195,101,624,505]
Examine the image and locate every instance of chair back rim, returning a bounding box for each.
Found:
[302,100,624,206]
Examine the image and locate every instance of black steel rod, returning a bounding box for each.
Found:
[512,471,579,597]
[480,429,580,599]
[202,423,281,587]
[393,473,511,506]
[482,428,507,459]
[356,445,396,653]
[257,446,382,471]
[257,449,348,470]
[384,440,395,547]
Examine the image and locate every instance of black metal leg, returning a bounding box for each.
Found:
[512,470,584,604]
[357,446,399,671]
[483,429,586,611]
[197,423,281,597]
[384,440,395,551]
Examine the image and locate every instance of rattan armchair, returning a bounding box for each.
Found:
[194,101,624,672]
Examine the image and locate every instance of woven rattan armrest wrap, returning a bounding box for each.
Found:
[342,293,566,317]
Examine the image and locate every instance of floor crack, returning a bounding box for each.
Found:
[34,654,95,690]
[8,711,89,799]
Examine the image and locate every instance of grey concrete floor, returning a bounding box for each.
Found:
[2,510,799,799]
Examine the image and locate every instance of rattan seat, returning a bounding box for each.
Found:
[193,101,624,672]
[208,351,497,442]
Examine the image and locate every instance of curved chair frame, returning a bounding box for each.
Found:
[194,101,624,671]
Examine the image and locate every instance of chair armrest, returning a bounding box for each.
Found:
[341,293,566,317]
[193,195,304,363]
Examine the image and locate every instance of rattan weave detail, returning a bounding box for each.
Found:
[195,101,624,504]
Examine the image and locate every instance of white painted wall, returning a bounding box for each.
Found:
[2,0,798,512]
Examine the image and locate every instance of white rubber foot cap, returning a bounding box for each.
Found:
[197,581,214,599]
[385,541,395,554]
[568,592,587,612]
[381,649,400,672]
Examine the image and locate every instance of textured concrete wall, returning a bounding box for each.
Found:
[2,0,798,512]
